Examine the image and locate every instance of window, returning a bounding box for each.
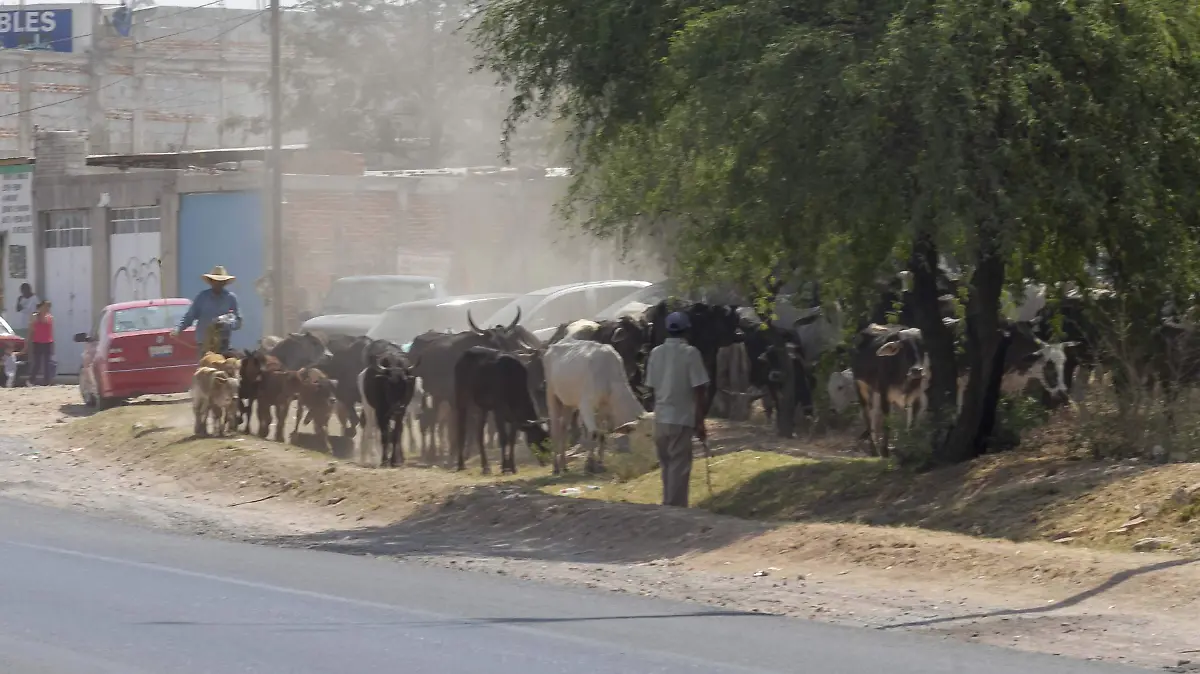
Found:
[111,304,189,334]
[42,210,91,249]
[109,206,161,235]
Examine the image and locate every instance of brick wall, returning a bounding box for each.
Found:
[280,188,401,329]
[277,174,660,331]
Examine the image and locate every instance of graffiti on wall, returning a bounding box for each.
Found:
[111,256,162,303]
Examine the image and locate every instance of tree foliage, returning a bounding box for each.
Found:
[474,0,1200,460]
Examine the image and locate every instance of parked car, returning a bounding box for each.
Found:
[77,298,198,408]
[0,315,24,354]
[300,275,446,339]
[367,294,518,350]
[480,280,653,343]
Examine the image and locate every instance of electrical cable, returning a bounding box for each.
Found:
[0,9,265,119]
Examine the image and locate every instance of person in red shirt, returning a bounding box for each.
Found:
[29,300,54,386]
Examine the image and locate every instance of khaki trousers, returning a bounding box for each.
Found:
[655,422,694,507]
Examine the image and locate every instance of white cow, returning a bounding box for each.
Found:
[543,339,645,474]
[826,368,856,414]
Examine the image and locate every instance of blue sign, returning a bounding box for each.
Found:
[0,9,73,53]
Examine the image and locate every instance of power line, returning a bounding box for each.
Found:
[0,9,266,119]
[0,0,235,76]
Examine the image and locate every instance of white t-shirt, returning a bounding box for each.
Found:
[13,293,38,331]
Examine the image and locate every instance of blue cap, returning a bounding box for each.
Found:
[666,311,691,334]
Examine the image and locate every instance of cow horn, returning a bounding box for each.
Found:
[467,309,484,334]
[507,306,522,330]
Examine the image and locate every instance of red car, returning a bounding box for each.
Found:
[77,298,199,408]
[0,314,23,355]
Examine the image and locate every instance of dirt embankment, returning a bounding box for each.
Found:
[7,386,1200,670]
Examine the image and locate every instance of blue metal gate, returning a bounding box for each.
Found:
[178,191,264,349]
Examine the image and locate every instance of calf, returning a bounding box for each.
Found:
[358,345,414,467]
[256,357,298,443]
[192,366,238,437]
[453,346,549,474]
[292,367,339,452]
[543,340,645,474]
[851,323,929,457]
[238,350,268,433]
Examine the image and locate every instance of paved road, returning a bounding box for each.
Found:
[0,498,1146,674]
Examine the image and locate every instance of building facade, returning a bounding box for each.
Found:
[14,131,659,373]
[0,3,300,158]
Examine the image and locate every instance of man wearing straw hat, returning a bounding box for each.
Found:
[172,265,243,357]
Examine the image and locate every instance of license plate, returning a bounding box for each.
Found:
[149,345,173,358]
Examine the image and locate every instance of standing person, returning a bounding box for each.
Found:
[644,311,710,507]
[172,266,242,358]
[12,283,38,340]
[28,300,54,386]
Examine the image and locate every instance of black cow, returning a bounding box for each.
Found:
[452,346,549,474]
[407,309,538,459]
[322,334,372,438]
[866,270,960,330]
[358,342,414,467]
[851,323,929,457]
[644,300,743,417]
[592,316,651,388]
[270,331,328,371]
[742,320,816,438]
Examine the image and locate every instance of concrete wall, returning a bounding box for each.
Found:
[33,167,179,324]
[0,6,300,157]
[32,163,663,338]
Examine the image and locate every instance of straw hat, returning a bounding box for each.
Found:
[202,265,236,283]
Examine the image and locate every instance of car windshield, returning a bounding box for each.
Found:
[597,285,671,319]
[323,279,439,315]
[372,307,443,344]
[112,305,190,334]
[481,293,551,329]
[0,315,12,336]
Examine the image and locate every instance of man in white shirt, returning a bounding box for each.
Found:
[12,283,38,340]
[645,311,710,507]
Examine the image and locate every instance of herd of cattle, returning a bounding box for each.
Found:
[183,269,1168,470]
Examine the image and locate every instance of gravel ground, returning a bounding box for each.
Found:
[3,385,1199,670]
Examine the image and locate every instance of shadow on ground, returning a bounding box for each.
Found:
[699,450,1150,542]
[262,484,770,566]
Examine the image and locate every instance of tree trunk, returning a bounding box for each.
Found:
[937,244,1006,463]
[908,233,957,419]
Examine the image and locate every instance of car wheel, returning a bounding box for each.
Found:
[97,395,119,410]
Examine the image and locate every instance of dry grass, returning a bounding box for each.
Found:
[47,394,1200,558]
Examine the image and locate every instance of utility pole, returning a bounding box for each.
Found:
[268,0,285,334]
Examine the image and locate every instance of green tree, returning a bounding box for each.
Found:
[473,0,1200,461]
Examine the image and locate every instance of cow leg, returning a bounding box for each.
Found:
[256,398,271,438]
[378,406,392,468]
[477,410,490,475]
[878,393,892,459]
[547,395,566,475]
[452,402,469,472]
[211,406,225,437]
[242,397,254,433]
[291,399,305,442]
[497,422,513,475]
[274,400,290,443]
[359,402,376,466]
[395,407,407,466]
[335,401,353,438]
[193,397,208,437]
[595,433,607,473]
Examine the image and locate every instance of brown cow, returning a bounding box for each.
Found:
[292,367,339,452]
[255,355,299,442]
[192,366,238,437]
